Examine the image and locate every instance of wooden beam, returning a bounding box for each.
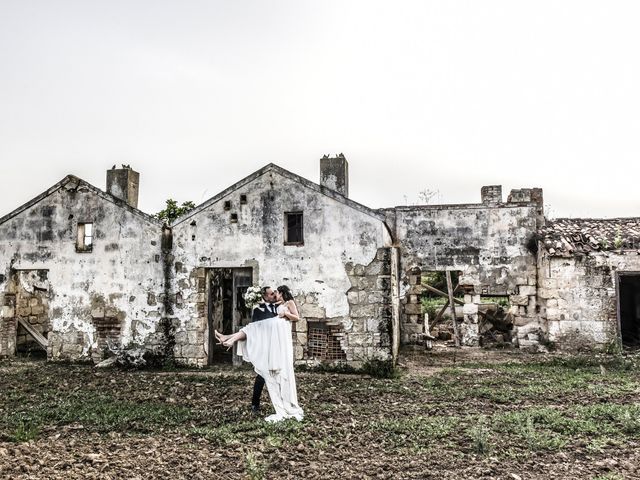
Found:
[17,318,48,349]
[422,284,465,305]
[446,271,460,347]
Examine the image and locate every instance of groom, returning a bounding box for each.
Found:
[250,286,279,414]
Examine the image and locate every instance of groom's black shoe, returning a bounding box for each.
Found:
[251,404,261,415]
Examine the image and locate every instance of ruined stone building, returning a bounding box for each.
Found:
[0,157,638,366]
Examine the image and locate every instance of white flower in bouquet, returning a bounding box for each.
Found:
[243,286,263,311]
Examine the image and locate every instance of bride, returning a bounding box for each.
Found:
[214,285,304,422]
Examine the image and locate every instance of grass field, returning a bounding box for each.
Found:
[1,349,639,479]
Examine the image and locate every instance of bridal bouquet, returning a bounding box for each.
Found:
[243,286,263,310]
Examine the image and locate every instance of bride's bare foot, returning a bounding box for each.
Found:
[214,330,230,343]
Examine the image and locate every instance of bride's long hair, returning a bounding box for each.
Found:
[277,285,294,302]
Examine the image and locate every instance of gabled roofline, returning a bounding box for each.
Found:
[171,163,386,226]
[0,175,163,227]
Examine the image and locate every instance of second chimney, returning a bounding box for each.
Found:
[320,154,349,197]
[107,165,140,208]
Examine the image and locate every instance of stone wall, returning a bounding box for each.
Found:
[0,177,166,361]
[537,251,640,350]
[386,187,543,347]
[170,165,392,366]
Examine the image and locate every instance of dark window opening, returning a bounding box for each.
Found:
[240,194,247,204]
[76,223,93,252]
[285,212,303,245]
[224,201,231,211]
[230,213,238,223]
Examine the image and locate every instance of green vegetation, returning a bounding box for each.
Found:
[155,198,196,223]
[1,353,639,478]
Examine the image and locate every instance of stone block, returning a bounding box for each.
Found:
[350,320,365,333]
[29,298,39,307]
[407,285,426,295]
[463,303,478,315]
[174,331,188,344]
[295,317,307,332]
[181,345,205,358]
[351,304,377,317]
[348,334,369,347]
[368,292,386,304]
[301,303,325,319]
[294,345,304,360]
[366,318,379,332]
[296,333,307,345]
[518,285,536,296]
[31,305,44,315]
[510,295,529,306]
[546,299,558,307]
[408,275,420,285]
[364,262,383,276]
[546,308,561,321]
[1,306,14,318]
[347,291,359,305]
[17,307,31,317]
[354,265,365,276]
[187,330,204,344]
[404,303,422,315]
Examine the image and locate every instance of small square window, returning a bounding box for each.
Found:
[77,222,93,252]
[240,194,247,204]
[224,201,231,211]
[284,212,303,245]
[230,213,238,223]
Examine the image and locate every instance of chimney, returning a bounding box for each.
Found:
[481,185,502,205]
[320,154,349,197]
[106,165,139,208]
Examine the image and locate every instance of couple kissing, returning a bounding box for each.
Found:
[214,285,304,423]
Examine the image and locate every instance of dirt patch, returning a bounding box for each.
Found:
[1,352,640,479]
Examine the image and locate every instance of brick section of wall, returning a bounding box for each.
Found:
[92,316,122,361]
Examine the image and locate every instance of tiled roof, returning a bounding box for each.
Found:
[539,218,640,256]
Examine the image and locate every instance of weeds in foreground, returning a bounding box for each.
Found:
[245,451,268,480]
[8,420,39,442]
[468,416,491,455]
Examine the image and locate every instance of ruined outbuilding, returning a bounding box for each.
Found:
[0,158,636,366]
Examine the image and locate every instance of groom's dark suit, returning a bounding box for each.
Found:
[250,302,279,411]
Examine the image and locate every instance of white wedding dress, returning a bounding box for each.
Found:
[236,303,304,422]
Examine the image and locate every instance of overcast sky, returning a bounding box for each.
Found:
[1,1,639,219]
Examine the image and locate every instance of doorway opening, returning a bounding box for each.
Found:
[1,270,50,359]
[618,273,640,348]
[207,267,253,365]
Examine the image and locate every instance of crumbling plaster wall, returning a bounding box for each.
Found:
[0,182,165,361]
[388,202,541,346]
[171,169,392,366]
[537,250,640,350]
